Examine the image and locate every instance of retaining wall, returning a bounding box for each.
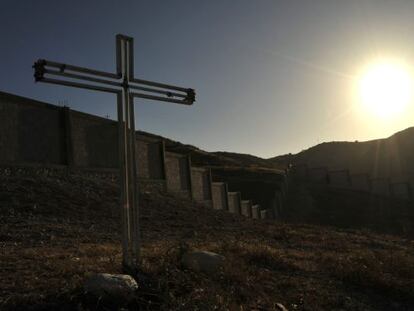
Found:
[0,92,67,165]
[228,192,241,215]
[211,182,228,210]
[371,178,391,196]
[241,200,252,217]
[391,182,412,200]
[308,167,328,183]
[191,167,213,204]
[328,169,350,187]
[251,205,260,219]
[165,152,191,197]
[0,92,168,182]
[136,135,165,180]
[350,173,371,191]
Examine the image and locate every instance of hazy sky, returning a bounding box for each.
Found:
[1,0,414,158]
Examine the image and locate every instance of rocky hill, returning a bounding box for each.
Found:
[269,127,414,181]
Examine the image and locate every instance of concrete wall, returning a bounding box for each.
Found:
[136,136,165,180]
[350,173,371,191]
[260,209,269,220]
[0,92,168,182]
[251,205,260,219]
[191,167,212,202]
[212,182,228,210]
[391,182,412,200]
[308,167,328,183]
[292,164,308,180]
[241,200,252,217]
[228,192,241,215]
[165,152,191,196]
[0,92,67,165]
[328,169,350,187]
[371,178,391,196]
[70,110,118,168]
[272,190,283,218]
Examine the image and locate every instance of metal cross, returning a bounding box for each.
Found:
[33,34,195,272]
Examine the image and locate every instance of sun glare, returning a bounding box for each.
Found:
[358,60,414,118]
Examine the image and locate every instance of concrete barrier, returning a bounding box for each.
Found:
[165,152,192,197]
[308,167,328,183]
[260,209,269,220]
[328,169,350,188]
[211,182,228,210]
[241,200,253,217]
[251,205,260,219]
[391,182,412,200]
[191,167,213,206]
[136,135,165,180]
[350,173,371,191]
[227,192,241,215]
[371,178,391,196]
[272,190,283,217]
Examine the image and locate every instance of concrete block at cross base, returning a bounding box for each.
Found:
[227,192,241,215]
[212,182,228,210]
[241,200,253,217]
[328,169,350,188]
[251,205,260,219]
[350,173,371,192]
[391,182,412,200]
[371,178,391,196]
[260,209,269,220]
[191,167,213,202]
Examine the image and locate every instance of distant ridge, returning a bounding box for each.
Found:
[269,127,414,181]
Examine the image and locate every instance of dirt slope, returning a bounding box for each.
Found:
[1,170,414,310]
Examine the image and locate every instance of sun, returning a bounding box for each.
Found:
[357,60,414,118]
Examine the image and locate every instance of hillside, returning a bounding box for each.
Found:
[1,169,414,310]
[269,127,414,181]
[139,131,279,169]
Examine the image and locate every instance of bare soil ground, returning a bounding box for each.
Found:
[1,171,414,310]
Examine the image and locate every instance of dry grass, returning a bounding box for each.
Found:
[1,172,414,310]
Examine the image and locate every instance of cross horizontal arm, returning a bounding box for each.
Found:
[33,59,196,105]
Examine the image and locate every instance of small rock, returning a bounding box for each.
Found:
[182,250,225,273]
[276,303,289,311]
[84,273,138,302]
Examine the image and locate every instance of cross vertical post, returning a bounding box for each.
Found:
[33,34,196,272]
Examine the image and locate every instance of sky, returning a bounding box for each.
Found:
[1,0,414,158]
